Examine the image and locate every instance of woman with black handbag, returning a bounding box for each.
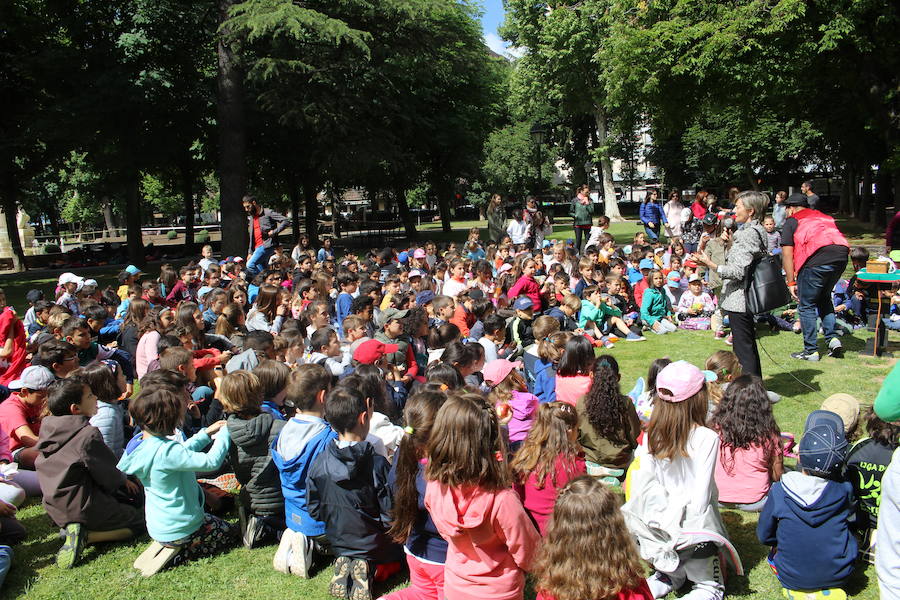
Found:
[692,191,770,376]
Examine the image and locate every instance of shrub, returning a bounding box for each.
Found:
[166,230,178,240]
[196,229,209,243]
[43,244,61,254]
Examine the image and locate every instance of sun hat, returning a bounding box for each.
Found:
[799,421,848,475]
[656,360,714,403]
[482,359,522,387]
[8,366,56,391]
[820,394,860,433]
[353,339,399,365]
[513,296,534,311]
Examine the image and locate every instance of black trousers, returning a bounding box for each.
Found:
[725,310,761,377]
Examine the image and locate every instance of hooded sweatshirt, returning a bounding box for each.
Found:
[532,359,557,404]
[117,428,230,543]
[757,471,856,591]
[36,415,142,530]
[306,439,399,562]
[271,414,337,536]
[424,482,540,600]
[227,412,285,517]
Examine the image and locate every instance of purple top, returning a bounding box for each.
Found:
[508,390,539,443]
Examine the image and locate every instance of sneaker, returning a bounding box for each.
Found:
[791,350,820,362]
[289,530,313,578]
[828,340,844,358]
[57,523,87,569]
[647,571,684,598]
[349,558,373,600]
[330,556,352,599]
[625,332,646,341]
[603,341,615,349]
[273,529,292,574]
[243,515,265,549]
[714,330,726,339]
[725,334,733,346]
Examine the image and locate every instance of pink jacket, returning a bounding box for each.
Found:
[135,330,160,379]
[555,375,592,406]
[425,483,540,600]
[508,276,541,312]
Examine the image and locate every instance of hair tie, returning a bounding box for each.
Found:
[543,336,551,342]
[439,384,449,391]
[598,359,611,368]
[494,451,505,462]
[404,425,414,435]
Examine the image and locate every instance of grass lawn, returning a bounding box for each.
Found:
[3,217,896,599]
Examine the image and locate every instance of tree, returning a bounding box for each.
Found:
[480,121,556,200]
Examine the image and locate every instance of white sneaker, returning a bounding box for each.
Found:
[289,530,313,578]
[273,529,293,574]
[647,571,685,598]
[680,583,725,600]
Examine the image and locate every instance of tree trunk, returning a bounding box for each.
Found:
[124,173,145,268]
[181,161,195,255]
[0,169,26,271]
[860,168,872,223]
[431,172,453,233]
[302,178,319,247]
[745,163,759,191]
[394,186,416,239]
[216,0,248,259]
[593,108,623,221]
[102,199,116,238]
[849,164,860,217]
[874,165,891,228]
[47,201,61,240]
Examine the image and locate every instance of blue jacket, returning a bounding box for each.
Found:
[271,415,337,536]
[335,292,353,336]
[757,471,857,591]
[639,201,666,227]
[388,461,448,564]
[117,429,230,543]
[533,358,557,404]
[89,401,126,459]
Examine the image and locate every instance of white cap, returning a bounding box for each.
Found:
[8,366,56,391]
[688,274,703,283]
[82,279,98,289]
[58,273,83,286]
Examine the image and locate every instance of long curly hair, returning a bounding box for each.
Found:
[708,375,780,474]
[533,476,646,600]
[583,355,631,446]
[510,402,580,489]
[388,389,446,543]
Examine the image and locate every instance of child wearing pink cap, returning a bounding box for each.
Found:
[623,360,741,600]
[484,359,539,452]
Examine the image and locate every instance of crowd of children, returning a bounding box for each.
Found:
[0,210,895,599]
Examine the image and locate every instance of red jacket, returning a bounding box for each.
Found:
[789,209,849,272]
[508,275,542,312]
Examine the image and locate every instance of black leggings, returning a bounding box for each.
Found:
[725,310,761,377]
[574,227,589,252]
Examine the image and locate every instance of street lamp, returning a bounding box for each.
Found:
[530,122,548,192]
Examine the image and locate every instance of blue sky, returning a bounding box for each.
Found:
[479,0,514,56]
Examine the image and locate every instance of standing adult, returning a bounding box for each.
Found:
[526,197,550,250]
[692,191,770,377]
[570,184,593,251]
[486,194,506,244]
[781,193,849,361]
[663,190,684,239]
[639,190,666,242]
[800,180,820,211]
[243,195,288,278]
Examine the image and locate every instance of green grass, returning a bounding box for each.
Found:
[3,217,895,599]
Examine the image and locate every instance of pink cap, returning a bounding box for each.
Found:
[408,269,424,279]
[482,359,522,387]
[656,360,709,402]
[498,263,513,274]
[413,248,426,259]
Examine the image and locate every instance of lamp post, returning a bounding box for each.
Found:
[530,122,548,192]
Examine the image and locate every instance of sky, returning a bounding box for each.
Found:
[480,0,521,58]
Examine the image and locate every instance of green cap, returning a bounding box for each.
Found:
[875,363,900,423]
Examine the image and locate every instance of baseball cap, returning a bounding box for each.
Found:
[398,251,409,264]
[498,263,513,275]
[82,279,98,290]
[468,288,485,300]
[654,247,666,254]
[639,258,655,270]
[622,245,633,256]
[702,214,718,227]
[784,193,809,207]
[58,273,83,287]
[125,265,143,276]
[688,274,702,283]
[8,366,56,391]
[656,360,714,403]
[416,290,435,306]
[684,259,698,269]
[875,362,900,423]
[799,423,847,475]
[197,286,214,300]
[408,269,424,279]
[666,272,681,288]
[820,394,860,433]
[513,296,534,311]
[381,308,409,323]
[482,359,522,387]
[542,240,552,248]
[804,409,847,438]
[413,248,426,259]
[353,339,399,365]
[233,257,244,263]
[25,289,44,304]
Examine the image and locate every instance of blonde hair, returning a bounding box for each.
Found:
[218,371,263,416]
[533,477,646,600]
[705,350,741,382]
[538,331,571,364]
[510,402,580,489]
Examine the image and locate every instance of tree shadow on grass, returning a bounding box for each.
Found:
[763,368,824,396]
[720,510,771,596]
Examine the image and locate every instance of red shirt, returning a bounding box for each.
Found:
[0,308,27,386]
[0,393,42,452]
[515,454,586,535]
[252,215,264,249]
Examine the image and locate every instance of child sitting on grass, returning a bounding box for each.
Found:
[580,285,645,343]
[36,377,144,569]
[118,387,234,574]
[640,269,677,334]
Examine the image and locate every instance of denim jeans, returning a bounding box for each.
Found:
[246,244,274,277]
[644,224,660,242]
[797,263,845,353]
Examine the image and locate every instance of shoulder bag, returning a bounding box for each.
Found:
[744,226,791,314]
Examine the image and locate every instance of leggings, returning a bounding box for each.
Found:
[379,553,445,600]
[574,227,590,252]
[165,513,237,566]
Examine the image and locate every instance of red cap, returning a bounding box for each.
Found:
[353,339,399,364]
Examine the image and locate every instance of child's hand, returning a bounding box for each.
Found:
[206,420,227,436]
[218,352,232,364]
[187,401,201,419]
[124,479,141,497]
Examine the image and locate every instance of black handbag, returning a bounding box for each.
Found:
[745,227,791,314]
